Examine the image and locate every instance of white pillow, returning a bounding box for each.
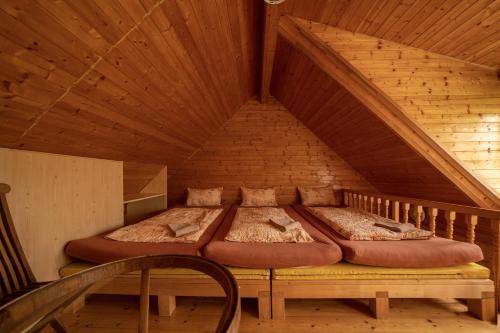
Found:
[186,187,223,206]
[298,186,338,206]
[240,187,278,207]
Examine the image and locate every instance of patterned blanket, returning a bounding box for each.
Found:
[106,208,223,243]
[225,207,314,243]
[306,207,432,241]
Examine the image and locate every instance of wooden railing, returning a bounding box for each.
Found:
[344,191,500,311]
[0,255,240,333]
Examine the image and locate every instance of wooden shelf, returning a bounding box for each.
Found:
[123,193,166,204]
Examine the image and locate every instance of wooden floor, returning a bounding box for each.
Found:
[53,295,498,333]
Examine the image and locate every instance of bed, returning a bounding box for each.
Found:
[292,204,484,268]
[202,205,343,268]
[65,205,230,263]
[63,204,272,319]
[265,204,495,321]
[60,260,272,319]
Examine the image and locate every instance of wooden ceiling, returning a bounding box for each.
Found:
[271,35,475,205]
[281,0,500,69]
[0,0,261,169]
[310,22,500,195]
[0,0,498,205]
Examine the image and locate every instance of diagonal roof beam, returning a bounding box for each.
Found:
[278,15,500,209]
[259,0,285,103]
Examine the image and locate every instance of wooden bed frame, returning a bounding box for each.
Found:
[271,190,499,322]
[70,274,271,320]
[271,277,495,321]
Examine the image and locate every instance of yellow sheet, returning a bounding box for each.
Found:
[60,261,270,280]
[272,262,489,280]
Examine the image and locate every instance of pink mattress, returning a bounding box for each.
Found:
[202,205,343,268]
[65,205,230,264]
[293,204,484,268]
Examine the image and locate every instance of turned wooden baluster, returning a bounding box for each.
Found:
[376,198,381,216]
[369,197,374,213]
[344,192,349,206]
[358,194,363,210]
[445,211,456,239]
[348,192,354,208]
[415,205,423,229]
[428,208,438,236]
[384,199,390,218]
[392,201,400,222]
[403,203,410,223]
[465,214,478,244]
[363,195,368,211]
[353,194,358,209]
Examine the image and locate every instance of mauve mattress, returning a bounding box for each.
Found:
[202,205,343,268]
[65,205,229,264]
[293,204,484,268]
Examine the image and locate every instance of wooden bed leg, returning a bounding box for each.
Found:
[272,291,285,320]
[369,292,389,319]
[467,292,495,322]
[258,291,271,320]
[158,295,176,317]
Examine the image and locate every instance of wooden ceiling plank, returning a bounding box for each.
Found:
[278,16,500,208]
[160,0,233,118]
[382,0,433,42]
[182,0,241,115]
[286,0,499,69]
[224,0,249,104]
[116,37,216,134]
[260,0,284,103]
[211,0,245,108]
[140,13,227,126]
[429,1,500,56]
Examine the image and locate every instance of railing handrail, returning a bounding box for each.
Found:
[346,191,500,220]
[0,255,240,333]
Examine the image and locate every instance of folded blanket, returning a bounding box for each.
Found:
[106,208,222,243]
[168,222,201,237]
[374,221,416,233]
[306,207,432,241]
[225,207,313,243]
[269,218,301,232]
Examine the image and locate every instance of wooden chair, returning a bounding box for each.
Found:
[0,183,51,302]
[0,254,241,333]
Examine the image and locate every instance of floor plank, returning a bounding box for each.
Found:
[56,295,497,333]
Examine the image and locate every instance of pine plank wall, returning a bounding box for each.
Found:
[168,99,374,205]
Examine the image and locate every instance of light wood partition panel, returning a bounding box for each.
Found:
[0,148,123,281]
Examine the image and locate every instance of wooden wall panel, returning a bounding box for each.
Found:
[123,161,165,195]
[168,99,374,205]
[271,36,474,205]
[311,24,500,195]
[283,0,500,69]
[0,148,123,281]
[0,0,261,171]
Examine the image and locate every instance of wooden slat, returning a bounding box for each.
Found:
[168,98,374,204]
[0,0,261,173]
[277,16,500,209]
[260,1,284,103]
[312,24,500,196]
[283,0,500,69]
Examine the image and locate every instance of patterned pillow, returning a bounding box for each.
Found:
[186,187,223,206]
[241,187,278,207]
[298,186,338,206]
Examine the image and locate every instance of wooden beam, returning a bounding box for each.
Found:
[278,16,500,209]
[260,0,285,103]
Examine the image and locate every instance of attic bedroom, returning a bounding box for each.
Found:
[0,0,499,332]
